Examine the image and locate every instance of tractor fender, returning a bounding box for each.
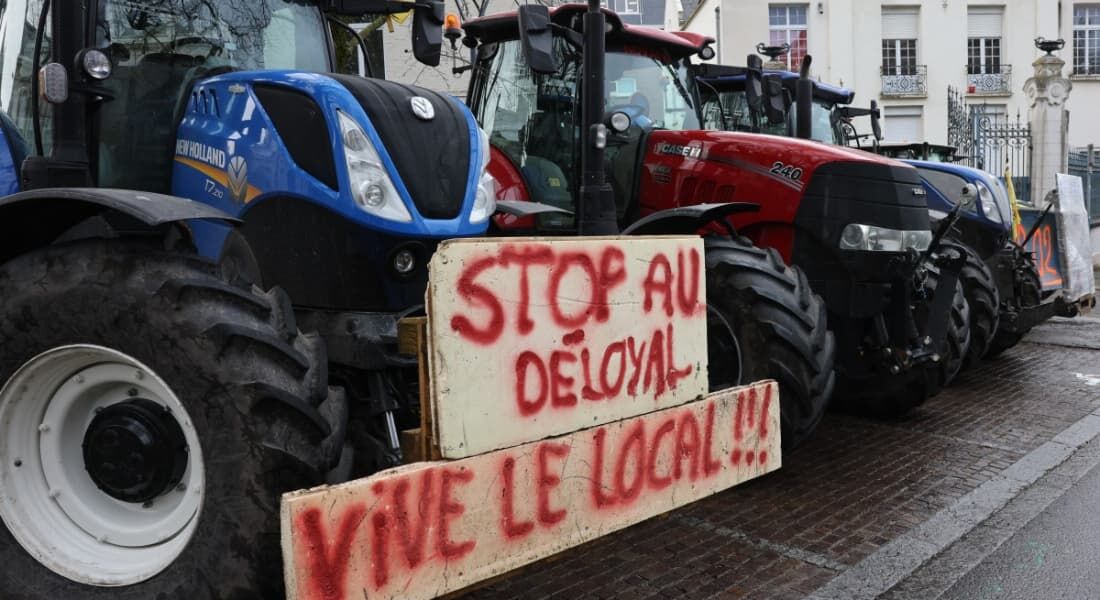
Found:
[495,200,574,217]
[0,187,239,264]
[621,202,759,236]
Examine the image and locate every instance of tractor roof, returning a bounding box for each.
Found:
[692,64,855,105]
[462,4,714,60]
[877,142,965,163]
[905,159,993,182]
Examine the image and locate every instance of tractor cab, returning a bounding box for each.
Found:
[0,1,334,191]
[466,6,708,228]
[95,1,334,193]
[691,63,902,155]
[692,64,853,144]
[0,0,448,195]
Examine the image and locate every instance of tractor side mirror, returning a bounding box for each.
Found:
[870,99,882,141]
[518,4,558,74]
[744,54,764,119]
[795,55,813,139]
[411,0,445,66]
[762,74,787,125]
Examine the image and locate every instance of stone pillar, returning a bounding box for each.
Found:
[1023,52,1072,204]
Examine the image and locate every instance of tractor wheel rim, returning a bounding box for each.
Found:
[0,345,205,586]
[706,305,743,390]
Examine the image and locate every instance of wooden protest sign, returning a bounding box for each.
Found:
[426,237,709,458]
[281,381,780,600]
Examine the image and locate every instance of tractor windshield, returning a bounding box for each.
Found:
[698,85,838,143]
[471,38,697,223]
[94,0,331,191]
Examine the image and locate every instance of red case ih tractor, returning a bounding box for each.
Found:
[460,4,970,431]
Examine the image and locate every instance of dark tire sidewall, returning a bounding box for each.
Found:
[0,243,295,600]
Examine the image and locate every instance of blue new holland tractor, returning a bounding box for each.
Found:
[0,2,756,596]
[0,0,503,597]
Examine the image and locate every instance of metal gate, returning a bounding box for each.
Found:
[1068,146,1100,223]
[947,86,1032,203]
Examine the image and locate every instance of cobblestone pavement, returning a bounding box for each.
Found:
[461,315,1100,600]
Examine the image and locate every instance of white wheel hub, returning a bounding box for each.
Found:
[0,345,205,586]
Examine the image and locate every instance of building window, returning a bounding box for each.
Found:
[881,7,918,76]
[1074,4,1100,75]
[965,7,1008,93]
[610,78,637,103]
[968,7,1003,76]
[602,0,640,15]
[768,4,808,70]
[882,39,917,75]
[967,38,1000,74]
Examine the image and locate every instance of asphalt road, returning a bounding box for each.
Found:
[944,455,1100,600]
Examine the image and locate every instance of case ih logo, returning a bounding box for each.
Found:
[655,142,702,159]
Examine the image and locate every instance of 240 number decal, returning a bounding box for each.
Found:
[770,162,803,181]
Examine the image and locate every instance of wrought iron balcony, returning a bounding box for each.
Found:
[880,65,927,98]
[966,65,1012,95]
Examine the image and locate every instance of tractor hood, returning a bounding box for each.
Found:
[636,129,931,282]
[647,130,927,208]
[330,75,472,220]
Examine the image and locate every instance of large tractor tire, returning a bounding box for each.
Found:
[835,262,971,417]
[704,237,836,448]
[986,245,1042,358]
[0,240,345,600]
[942,240,999,368]
[928,263,972,388]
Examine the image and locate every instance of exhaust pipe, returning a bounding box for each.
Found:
[795,55,813,140]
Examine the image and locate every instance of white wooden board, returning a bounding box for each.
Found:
[426,236,709,458]
[281,381,780,600]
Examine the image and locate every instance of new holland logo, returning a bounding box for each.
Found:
[410,96,435,121]
[227,156,248,202]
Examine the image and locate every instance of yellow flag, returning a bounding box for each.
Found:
[391,10,412,24]
[1004,163,1024,241]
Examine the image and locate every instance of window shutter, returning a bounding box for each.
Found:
[885,106,922,143]
[882,7,918,39]
[968,7,1003,37]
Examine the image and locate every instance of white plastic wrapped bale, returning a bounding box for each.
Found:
[1055,174,1097,299]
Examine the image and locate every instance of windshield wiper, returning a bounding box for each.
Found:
[666,64,694,111]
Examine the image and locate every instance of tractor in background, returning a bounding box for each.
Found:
[691,59,1092,362]
[460,5,968,424]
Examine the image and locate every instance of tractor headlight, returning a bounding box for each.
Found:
[977,182,998,221]
[470,127,497,224]
[337,110,412,223]
[839,224,933,252]
[78,49,112,80]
